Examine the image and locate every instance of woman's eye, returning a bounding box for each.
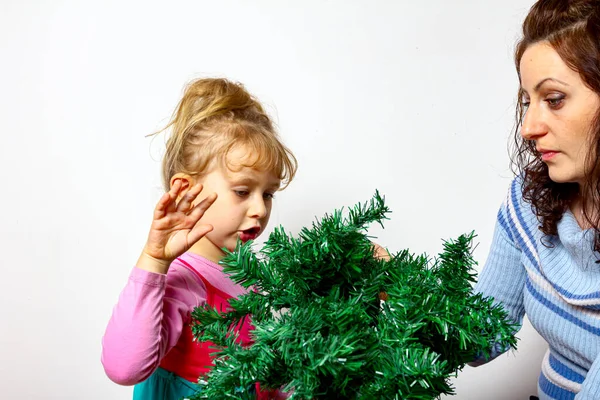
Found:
[546,96,564,108]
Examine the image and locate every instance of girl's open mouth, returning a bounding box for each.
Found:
[240,226,260,242]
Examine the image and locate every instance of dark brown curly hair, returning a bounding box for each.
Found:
[511,0,600,250]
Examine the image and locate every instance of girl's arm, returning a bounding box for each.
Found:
[101,180,216,384]
[101,261,206,385]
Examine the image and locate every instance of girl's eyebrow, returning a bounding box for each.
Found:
[229,175,281,189]
[230,176,257,184]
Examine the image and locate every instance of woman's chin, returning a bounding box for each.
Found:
[548,169,579,184]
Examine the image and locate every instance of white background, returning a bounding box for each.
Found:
[0,0,548,399]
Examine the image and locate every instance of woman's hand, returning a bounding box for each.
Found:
[371,241,391,261]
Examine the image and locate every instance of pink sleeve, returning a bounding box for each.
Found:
[101,262,207,385]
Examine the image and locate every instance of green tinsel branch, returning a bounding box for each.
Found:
[189,191,518,399]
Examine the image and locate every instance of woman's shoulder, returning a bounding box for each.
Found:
[497,175,538,227]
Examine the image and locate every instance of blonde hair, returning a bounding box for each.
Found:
[153,78,297,191]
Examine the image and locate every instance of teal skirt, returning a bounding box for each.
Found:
[133,367,201,400]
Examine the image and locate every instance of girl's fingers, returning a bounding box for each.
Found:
[177,183,203,213]
[187,223,214,247]
[165,179,184,214]
[153,192,171,220]
[153,180,181,220]
[187,192,218,222]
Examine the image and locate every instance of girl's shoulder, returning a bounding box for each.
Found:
[163,255,210,306]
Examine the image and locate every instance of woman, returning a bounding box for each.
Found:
[472,1,600,399]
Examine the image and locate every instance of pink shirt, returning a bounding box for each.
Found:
[101,252,246,386]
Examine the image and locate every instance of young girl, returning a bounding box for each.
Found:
[101,78,297,399]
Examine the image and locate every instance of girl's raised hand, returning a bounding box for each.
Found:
[137,180,217,274]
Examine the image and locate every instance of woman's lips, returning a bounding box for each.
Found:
[541,151,559,161]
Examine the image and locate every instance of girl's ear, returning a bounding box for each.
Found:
[169,173,196,191]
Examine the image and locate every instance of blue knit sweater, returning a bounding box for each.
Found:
[474,178,600,399]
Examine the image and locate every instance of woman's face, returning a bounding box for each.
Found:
[520,41,600,185]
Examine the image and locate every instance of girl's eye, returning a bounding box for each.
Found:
[234,190,249,197]
[263,192,275,200]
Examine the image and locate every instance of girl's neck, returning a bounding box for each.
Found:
[189,237,226,264]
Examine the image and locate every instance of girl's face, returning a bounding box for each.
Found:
[188,146,281,262]
[519,41,600,185]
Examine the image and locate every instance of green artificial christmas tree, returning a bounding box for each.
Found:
[189,192,517,399]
